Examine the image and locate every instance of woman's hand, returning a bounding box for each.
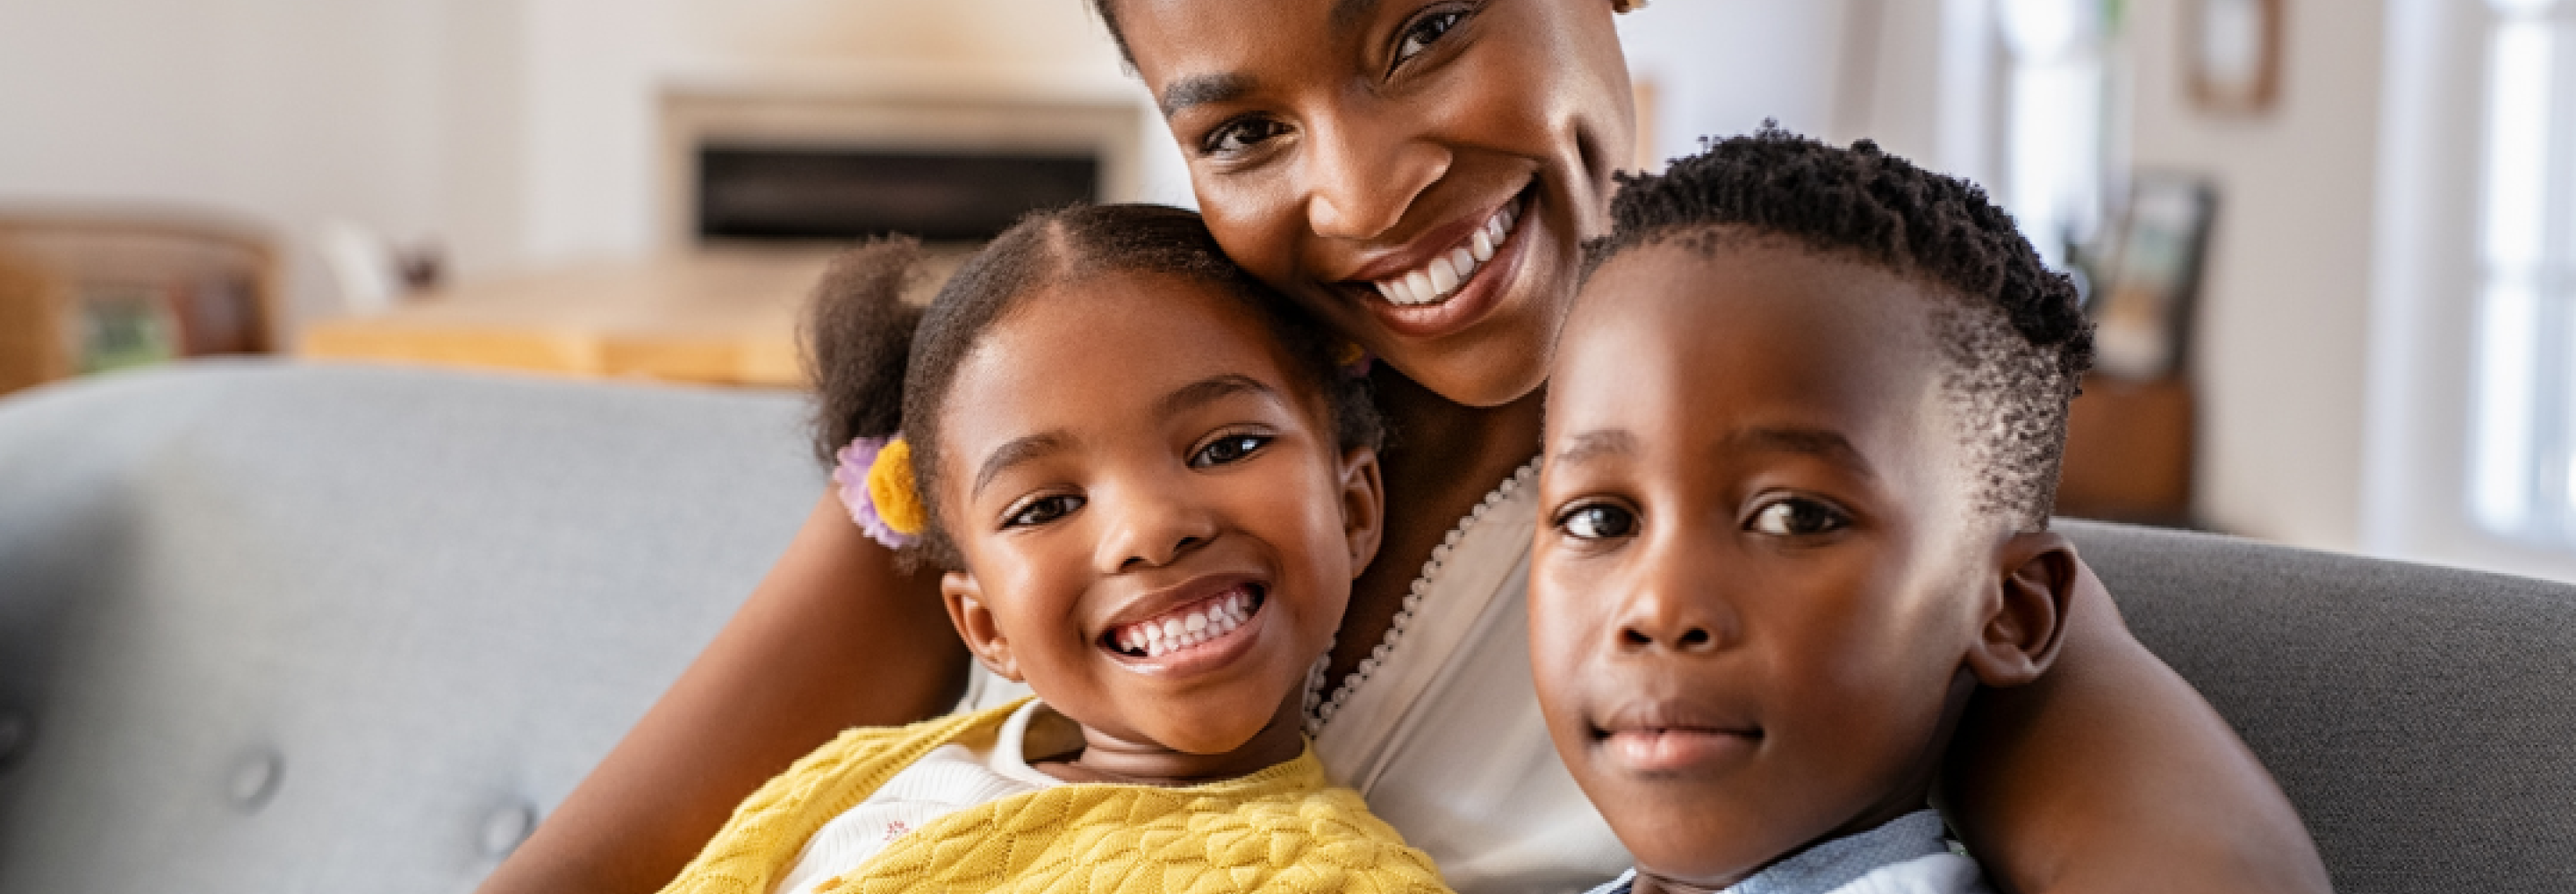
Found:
[1944,552,2330,894]
[475,492,969,894]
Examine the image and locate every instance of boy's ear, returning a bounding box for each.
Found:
[943,570,1022,682]
[1338,445,1386,576]
[1964,531,2078,688]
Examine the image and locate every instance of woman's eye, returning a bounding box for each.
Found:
[1557,503,1638,541]
[1748,498,1850,536]
[1004,494,1083,528]
[1191,433,1272,468]
[1201,116,1289,156]
[1393,8,1470,68]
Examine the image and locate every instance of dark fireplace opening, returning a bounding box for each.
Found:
[696,146,1099,242]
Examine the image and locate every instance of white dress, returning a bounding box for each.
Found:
[961,459,1631,893]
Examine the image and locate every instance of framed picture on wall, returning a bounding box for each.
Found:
[2088,173,2219,382]
[2190,0,2284,113]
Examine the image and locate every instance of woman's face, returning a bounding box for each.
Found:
[1114,0,1636,407]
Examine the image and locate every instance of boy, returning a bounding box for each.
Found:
[1530,129,2091,894]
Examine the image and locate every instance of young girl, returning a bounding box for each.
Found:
[656,203,1447,894]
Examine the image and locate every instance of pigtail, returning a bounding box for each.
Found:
[805,236,928,468]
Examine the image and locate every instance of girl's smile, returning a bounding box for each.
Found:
[932,266,1382,780]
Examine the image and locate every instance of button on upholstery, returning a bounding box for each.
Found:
[481,804,537,857]
[227,751,283,812]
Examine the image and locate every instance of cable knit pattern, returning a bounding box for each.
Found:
[659,699,1452,894]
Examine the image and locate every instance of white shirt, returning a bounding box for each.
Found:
[771,700,1072,894]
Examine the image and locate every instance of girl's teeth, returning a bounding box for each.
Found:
[1118,589,1261,659]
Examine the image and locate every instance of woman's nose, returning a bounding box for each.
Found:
[1303,113,1449,241]
[1093,480,1217,574]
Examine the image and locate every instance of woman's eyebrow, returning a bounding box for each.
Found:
[1159,72,1253,119]
[1157,374,1281,418]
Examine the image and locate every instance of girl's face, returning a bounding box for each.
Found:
[1114,0,1636,408]
[935,270,1382,776]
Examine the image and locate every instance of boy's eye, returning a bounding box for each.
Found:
[1556,502,1638,541]
[1201,116,1290,157]
[1004,494,1083,528]
[1191,433,1272,468]
[1747,498,1850,536]
[1392,6,1470,69]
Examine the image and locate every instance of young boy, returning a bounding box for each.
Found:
[1530,129,2092,894]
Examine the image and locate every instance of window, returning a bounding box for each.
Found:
[2470,0,2576,540]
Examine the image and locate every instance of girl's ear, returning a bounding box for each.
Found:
[943,570,1022,682]
[1964,532,2078,688]
[1338,445,1386,576]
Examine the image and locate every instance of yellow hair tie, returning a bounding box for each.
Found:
[866,437,928,537]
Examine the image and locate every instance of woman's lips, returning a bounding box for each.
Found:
[1354,188,1538,342]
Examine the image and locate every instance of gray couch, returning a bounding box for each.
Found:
[0,360,2567,893]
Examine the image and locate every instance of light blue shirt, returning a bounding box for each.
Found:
[1583,810,1992,894]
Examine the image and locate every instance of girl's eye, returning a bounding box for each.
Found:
[1201,116,1290,157]
[1748,498,1850,537]
[1004,494,1083,529]
[1191,433,1272,468]
[1393,7,1470,69]
[1557,502,1638,542]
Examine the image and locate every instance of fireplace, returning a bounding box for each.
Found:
[660,80,1148,248]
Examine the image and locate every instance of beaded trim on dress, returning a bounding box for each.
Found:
[1303,457,1543,735]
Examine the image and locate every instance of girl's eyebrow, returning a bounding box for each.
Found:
[1156,374,1281,418]
[973,432,1072,498]
[1159,72,1253,119]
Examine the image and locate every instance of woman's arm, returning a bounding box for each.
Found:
[1945,557,2331,894]
[476,492,970,894]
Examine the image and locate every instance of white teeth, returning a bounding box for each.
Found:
[1427,257,1460,295]
[1115,588,1262,659]
[1369,199,1521,308]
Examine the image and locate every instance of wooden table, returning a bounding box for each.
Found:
[300,248,847,388]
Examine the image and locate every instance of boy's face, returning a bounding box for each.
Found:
[1532,236,1999,890]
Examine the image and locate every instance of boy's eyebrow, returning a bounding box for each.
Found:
[1156,374,1282,418]
[1731,426,1877,478]
[1551,430,1639,467]
[973,432,1072,499]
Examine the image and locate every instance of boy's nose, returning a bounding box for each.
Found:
[1614,546,1734,654]
[1094,482,1217,573]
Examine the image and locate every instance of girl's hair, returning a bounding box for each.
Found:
[806,203,1383,568]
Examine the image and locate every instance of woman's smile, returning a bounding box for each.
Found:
[1343,185,1538,342]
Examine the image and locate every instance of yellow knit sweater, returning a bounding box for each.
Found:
[658,699,1453,894]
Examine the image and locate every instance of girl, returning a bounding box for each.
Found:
[660,204,1445,893]
[487,4,2326,892]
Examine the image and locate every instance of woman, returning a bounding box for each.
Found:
[480,3,2327,892]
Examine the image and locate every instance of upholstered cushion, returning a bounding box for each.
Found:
[0,360,818,894]
[2067,519,2576,891]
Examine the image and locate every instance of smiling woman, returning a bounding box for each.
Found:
[479,4,2327,894]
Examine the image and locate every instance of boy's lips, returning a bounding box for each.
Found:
[1098,576,1269,677]
[1591,701,1763,774]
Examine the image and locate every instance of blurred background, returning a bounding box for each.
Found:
[0,0,2561,583]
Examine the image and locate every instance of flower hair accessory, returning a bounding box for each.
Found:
[1335,341,1375,378]
[834,434,928,550]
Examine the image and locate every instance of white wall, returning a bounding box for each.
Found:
[2123,0,2386,551]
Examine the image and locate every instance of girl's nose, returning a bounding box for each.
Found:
[1303,113,1450,241]
[1094,480,1218,574]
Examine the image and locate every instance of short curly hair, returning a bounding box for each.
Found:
[1581,126,2094,530]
